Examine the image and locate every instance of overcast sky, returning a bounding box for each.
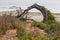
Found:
[0,0,60,13]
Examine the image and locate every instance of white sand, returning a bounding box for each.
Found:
[26,13,60,22]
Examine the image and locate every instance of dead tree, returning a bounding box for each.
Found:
[16,3,48,21]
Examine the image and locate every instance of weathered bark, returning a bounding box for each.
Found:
[16,4,48,21]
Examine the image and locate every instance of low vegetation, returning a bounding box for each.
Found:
[17,10,60,40]
[34,10,60,34]
[0,7,60,40]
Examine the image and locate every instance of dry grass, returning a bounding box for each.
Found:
[0,14,46,40]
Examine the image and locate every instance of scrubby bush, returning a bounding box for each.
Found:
[47,10,55,20]
[0,6,60,40]
[17,24,48,40]
[33,9,60,35]
[34,22,47,29]
[17,6,60,40]
[0,14,19,35]
[44,10,56,24]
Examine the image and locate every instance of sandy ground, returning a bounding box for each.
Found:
[54,15,60,22]
[25,13,60,22]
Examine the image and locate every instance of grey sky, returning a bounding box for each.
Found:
[0,0,60,13]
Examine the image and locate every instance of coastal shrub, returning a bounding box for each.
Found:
[17,26,60,40]
[17,6,60,40]
[17,14,60,40]
[44,10,55,24]
[0,14,19,35]
[34,22,47,29]
[34,22,57,33]
[17,24,48,40]
[33,9,60,34]
[47,10,55,20]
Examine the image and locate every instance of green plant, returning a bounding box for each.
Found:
[34,22,47,29]
[44,10,55,23]
[19,17,26,22]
